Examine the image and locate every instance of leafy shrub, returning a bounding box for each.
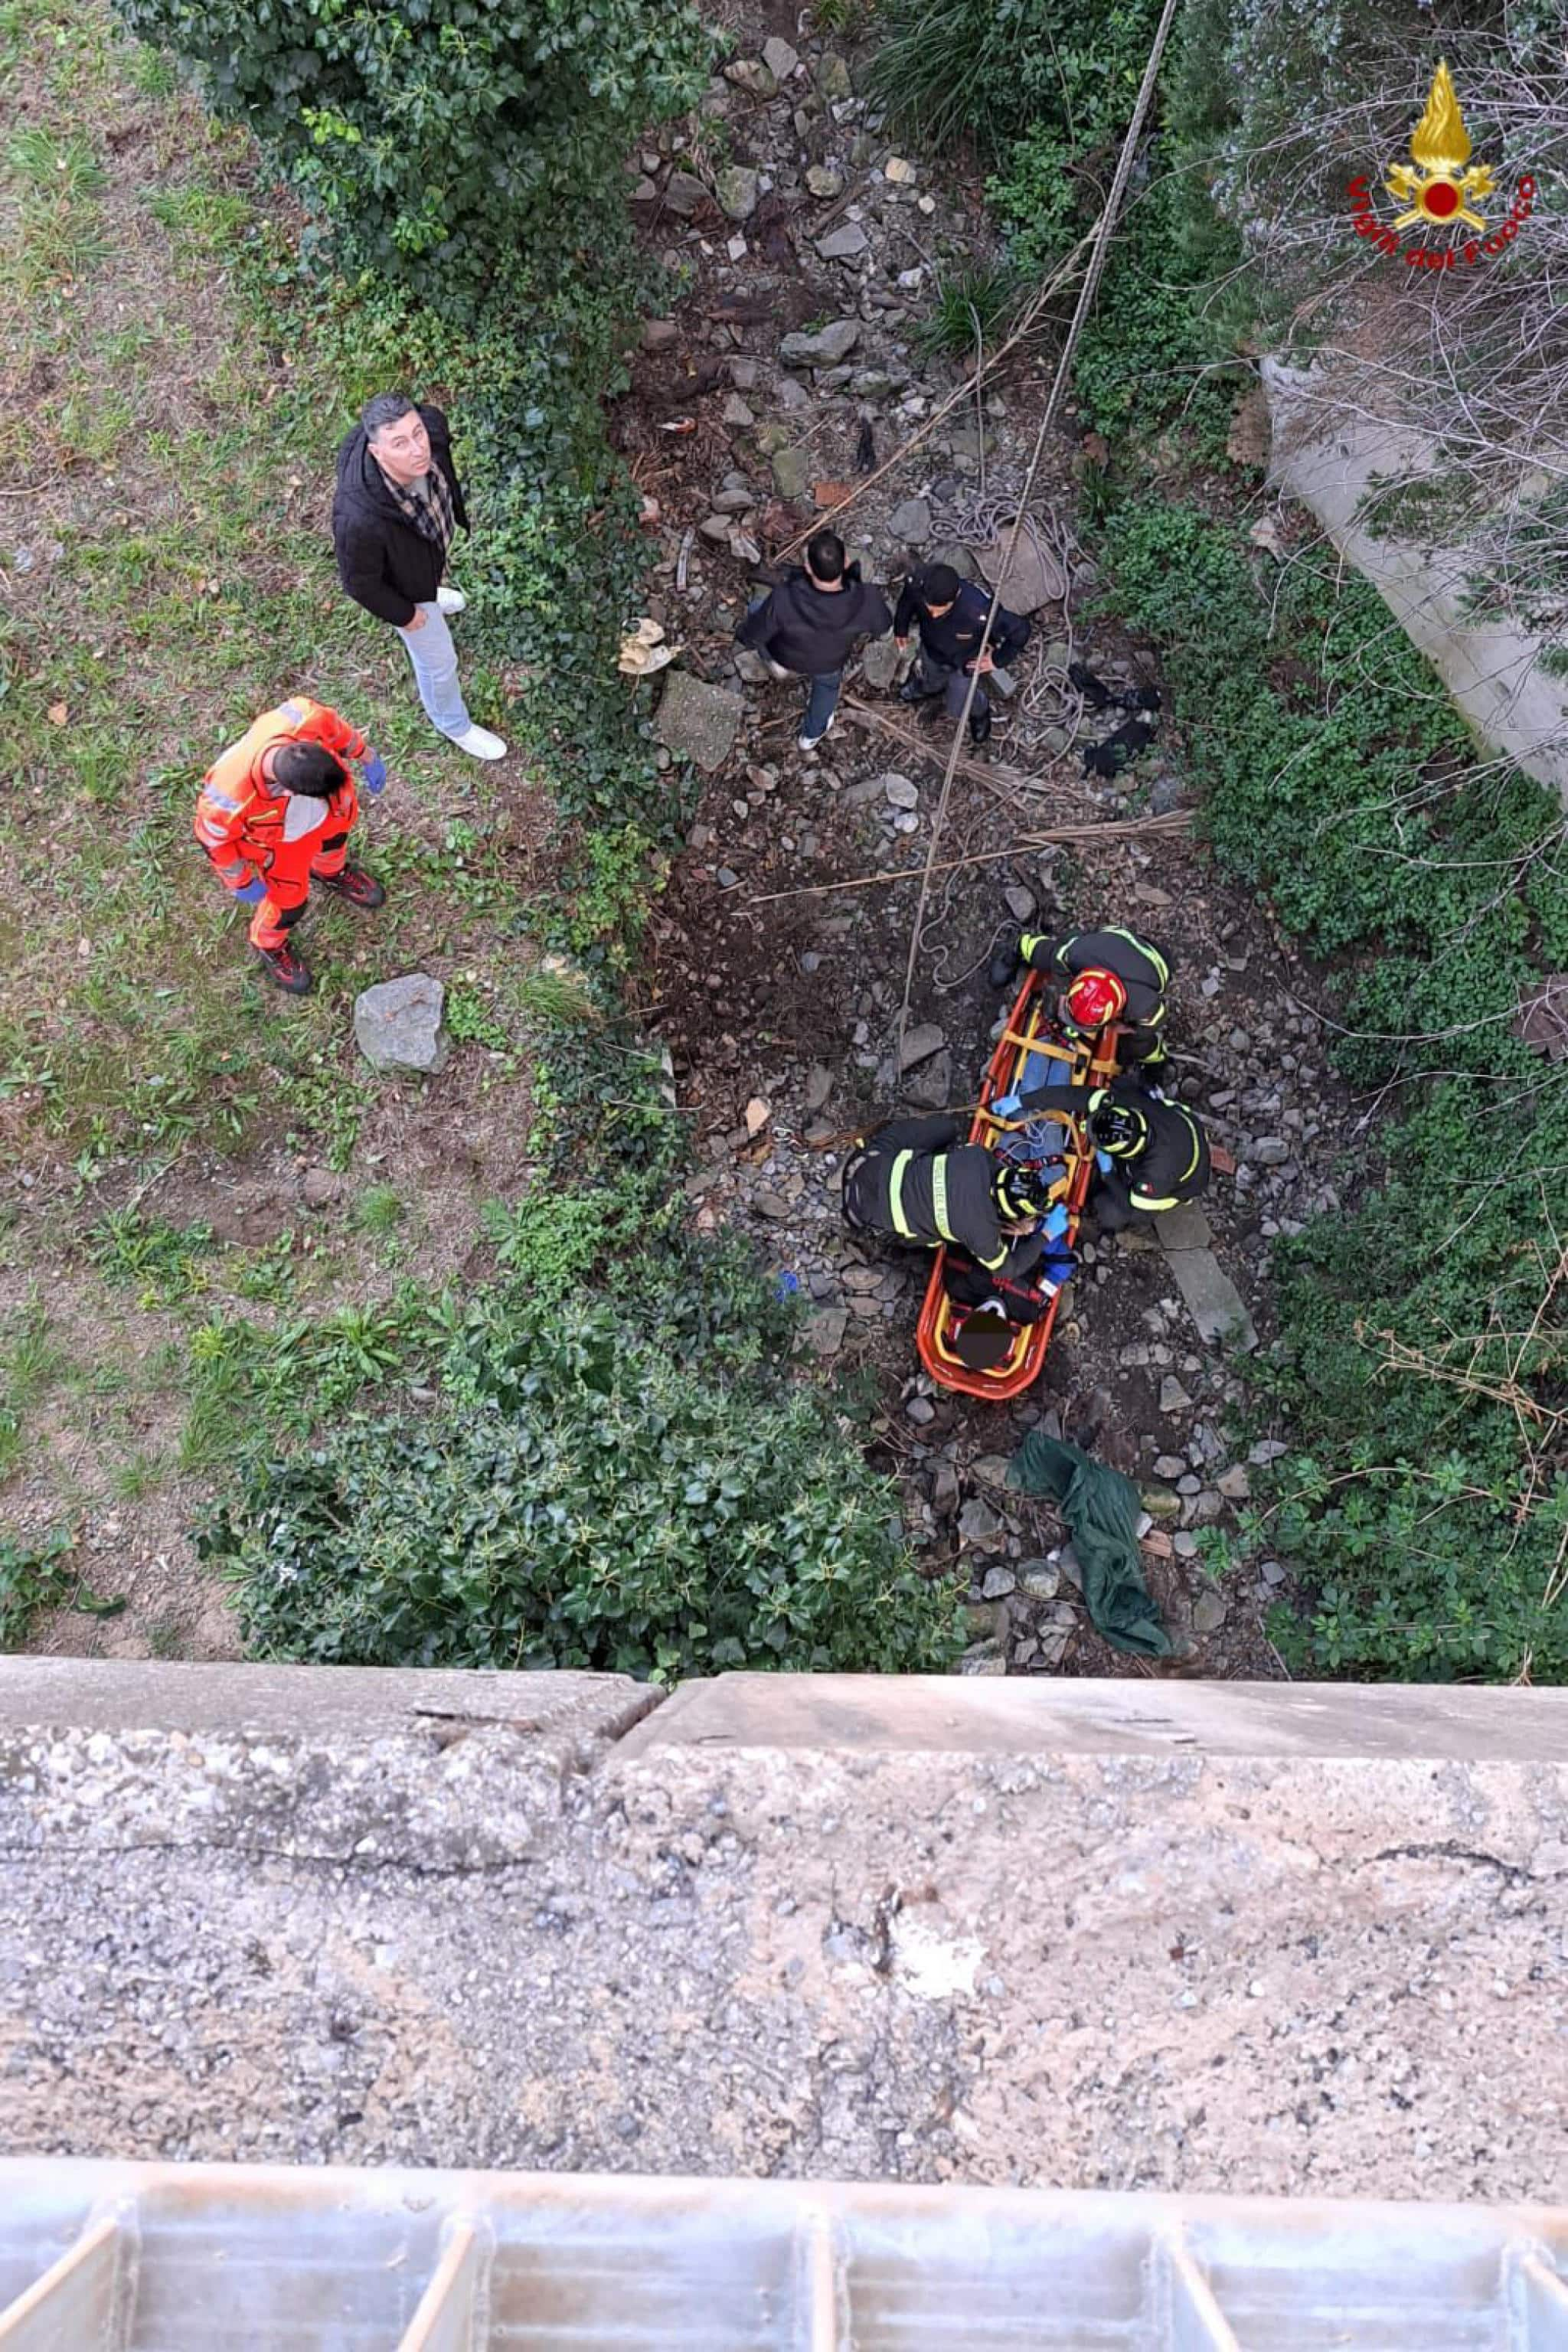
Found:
[115,0,710,281]
[1104,483,1568,1681]
[208,1290,960,1681]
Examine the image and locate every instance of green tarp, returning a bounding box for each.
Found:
[1006,1432,1171,1658]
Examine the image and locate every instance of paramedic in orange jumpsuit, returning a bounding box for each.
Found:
[194,696,387,995]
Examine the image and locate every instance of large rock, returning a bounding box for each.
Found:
[724,58,778,97]
[816,51,853,100]
[762,35,799,78]
[862,635,901,691]
[655,672,744,773]
[779,319,860,367]
[715,165,760,221]
[354,975,449,1075]
[817,222,870,262]
[898,1022,946,1070]
[904,1050,951,1110]
[975,521,1068,612]
[771,446,813,501]
[890,497,932,545]
[663,171,707,218]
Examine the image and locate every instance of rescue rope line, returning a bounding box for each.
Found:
[891,0,1187,1080]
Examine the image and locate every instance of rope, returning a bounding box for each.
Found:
[892,0,1186,1080]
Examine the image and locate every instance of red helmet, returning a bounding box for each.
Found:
[1061,967,1128,1034]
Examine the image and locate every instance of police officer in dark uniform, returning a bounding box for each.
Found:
[893,564,1032,746]
[989,923,1171,1070]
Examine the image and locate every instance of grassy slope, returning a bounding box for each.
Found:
[0,0,553,1651]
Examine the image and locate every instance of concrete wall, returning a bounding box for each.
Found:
[2,1663,1566,2199]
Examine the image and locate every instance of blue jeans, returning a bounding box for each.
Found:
[397,600,471,740]
[746,596,840,739]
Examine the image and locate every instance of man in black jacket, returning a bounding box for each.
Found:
[893,563,1031,746]
[736,531,891,752]
[332,392,507,763]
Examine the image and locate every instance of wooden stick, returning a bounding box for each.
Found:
[742,810,1191,907]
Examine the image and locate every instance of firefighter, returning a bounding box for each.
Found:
[194,695,387,995]
[989,923,1171,1070]
[942,1204,1079,1370]
[841,1112,1063,1280]
[1073,1076,1210,1231]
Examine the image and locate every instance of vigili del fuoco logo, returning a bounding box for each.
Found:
[1348,60,1534,273]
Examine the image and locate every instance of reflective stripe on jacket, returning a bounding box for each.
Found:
[844,1116,1041,1277]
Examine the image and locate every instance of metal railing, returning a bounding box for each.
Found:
[0,2162,1564,2348]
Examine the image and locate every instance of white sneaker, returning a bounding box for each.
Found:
[436,583,467,615]
[452,724,507,760]
[798,715,835,753]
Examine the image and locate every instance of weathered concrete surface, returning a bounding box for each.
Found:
[1263,358,1568,809]
[2,1665,1566,2198]
[1156,1203,1259,1353]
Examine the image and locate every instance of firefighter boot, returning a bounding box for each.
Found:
[987,930,1024,992]
[316,863,386,911]
[255,940,313,996]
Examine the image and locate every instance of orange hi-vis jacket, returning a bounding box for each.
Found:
[194,697,368,898]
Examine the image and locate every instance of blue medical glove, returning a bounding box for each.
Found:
[234,878,266,905]
[1096,1148,1113,1174]
[1042,1203,1070,1242]
[991,1091,1024,1119]
[361,750,388,795]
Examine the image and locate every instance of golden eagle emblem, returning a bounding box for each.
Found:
[1385,60,1494,230]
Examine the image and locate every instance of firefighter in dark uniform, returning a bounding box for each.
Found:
[1063,1074,1210,1232]
[989,923,1171,1070]
[841,1114,1067,1279]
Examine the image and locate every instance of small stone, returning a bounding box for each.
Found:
[715,164,760,221]
[354,974,449,1074]
[1247,1136,1291,1166]
[816,221,870,262]
[721,394,755,428]
[716,867,740,889]
[1018,1561,1060,1603]
[804,1308,848,1357]
[1250,1439,1289,1466]
[1153,1454,1187,1480]
[1141,1487,1181,1520]
[1158,1377,1193,1414]
[762,34,799,78]
[959,1645,1007,1677]
[1217,1465,1252,1502]
[1003,884,1034,923]
[744,1096,771,1137]
[882,773,920,810]
[903,1050,951,1110]
[724,57,779,97]
[884,155,917,185]
[641,317,679,351]
[726,233,748,263]
[805,1064,834,1112]
[929,1460,959,1515]
[1260,1558,1287,1586]
[664,170,707,218]
[980,1563,1016,1600]
[889,495,932,544]
[805,164,844,200]
[958,1498,1003,1549]
[1191,1590,1227,1635]
[301,1168,341,1211]
[904,1395,936,1426]
[897,1022,945,1070]
[779,319,861,366]
[729,358,761,390]
[753,1190,792,1220]
[816,51,853,100]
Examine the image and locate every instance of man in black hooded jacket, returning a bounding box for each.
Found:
[332,392,506,763]
[736,531,891,752]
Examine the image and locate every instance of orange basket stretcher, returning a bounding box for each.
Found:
[915,970,1125,1403]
